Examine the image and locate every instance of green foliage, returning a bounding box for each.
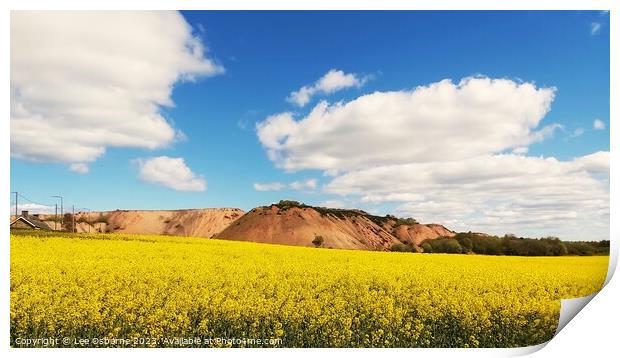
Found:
[271,201,417,229]
[456,237,473,252]
[421,242,433,253]
[423,232,609,257]
[565,242,594,256]
[62,213,74,232]
[394,217,419,227]
[390,243,415,252]
[429,238,463,254]
[564,240,609,256]
[312,235,324,248]
[316,207,360,220]
[366,214,392,227]
[275,200,307,210]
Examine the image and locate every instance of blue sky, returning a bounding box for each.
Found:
[10,11,610,239]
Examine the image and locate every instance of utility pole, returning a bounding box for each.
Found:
[54,204,58,230]
[52,196,63,229]
[72,205,75,233]
[11,192,18,217]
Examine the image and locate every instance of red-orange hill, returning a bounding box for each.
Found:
[216,204,455,251]
[17,203,455,251]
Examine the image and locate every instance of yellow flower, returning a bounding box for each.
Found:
[10,231,608,348]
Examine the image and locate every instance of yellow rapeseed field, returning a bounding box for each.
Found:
[10,231,608,348]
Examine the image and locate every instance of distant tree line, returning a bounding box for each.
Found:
[414,232,610,256]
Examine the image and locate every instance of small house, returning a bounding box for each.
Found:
[10,211,52,230]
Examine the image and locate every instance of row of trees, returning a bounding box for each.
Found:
[418,233,609,256]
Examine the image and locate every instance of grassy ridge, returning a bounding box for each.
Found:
[10,231,608,347]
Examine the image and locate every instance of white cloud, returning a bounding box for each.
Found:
[287,69,368,107]
[591,22,602,35]
[10,203,57,215]
[323,153,609,240]
[259,77,557,172]
[11,11,223,168]
[593,118,606,130]
[289,179,317,191]
[136,156,206,192]
[253,179,317,191]
[360,193,424,204]
[318,200,347,209]
[258,76,608,240]
[69,163,90,174]
[570,127,584,138]
[529,123,563,142]
[253,182,285,191]
[393,201,475,227]
[573,151,610,174]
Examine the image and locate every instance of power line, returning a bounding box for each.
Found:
[11,191,90,216]
[10,192,94,234]
[14,193,55,208]
[51,195,64,220]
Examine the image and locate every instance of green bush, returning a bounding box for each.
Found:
[427,238,463,254]
[566,242,595,256]
[394,217,418,227]
[62,213,74,232]
[424,233,608,257]
[456,237,473,253]
[391,243,415,252]
[312,235,324,248]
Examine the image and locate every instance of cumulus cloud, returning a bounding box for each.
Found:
[569,127,584,138]
[259,77,557,172]
[287,69,368,107]
[593,118,606,130]
[136,156,206,192]
[11,11,223,168]
[258,76,608,240]
[289,179,317,191]
[253,179,317,191]
[324,153,609,240]
[360,193,424,204]
[573,151,610,174]
[69,163,90,174]
[10,203,57,215]
[318,200,347,209]
[253,182,285,191]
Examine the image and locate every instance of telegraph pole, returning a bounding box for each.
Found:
[11,192,18,217]
[52,195,63,229]
[54,204,58,230]
[72,205,75,233]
